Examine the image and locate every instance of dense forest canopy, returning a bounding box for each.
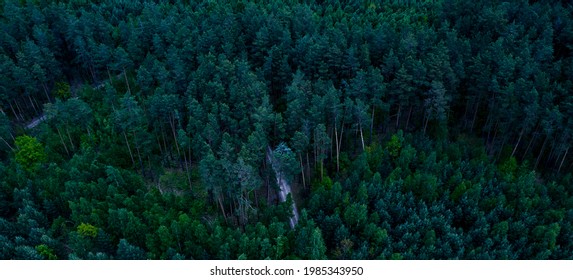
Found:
[1,0,572,259]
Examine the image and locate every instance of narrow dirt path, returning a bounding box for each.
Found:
[266,146,299,228]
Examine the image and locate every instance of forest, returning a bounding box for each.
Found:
[1,0,573,259]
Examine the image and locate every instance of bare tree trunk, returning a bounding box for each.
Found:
[321,159,324,181]
[27,95,39,116]
[89,65,97,84]
[15,100,26,121]
[133,131,145,175]
[9,102,21,121]
[370,105,375,144]
[524,127,539,158]
[156,134,163,157]
[32,96,42,115]
[496,134,508,163]
[462,98,470,130]
[558,147,569,173]
[42,83,51,103]
[546,137,560,167]
[123,68,131,94]
[306,152,311,184]
[0,137,15,152]
[264,159,270,204]
[161,129,169,161]
[299,153,306,189]
[405,105,413,130]
[218,195,227,223]
[56,127,70,157]
[123,131,135,167]
[511,129,524,158]
[170,114,181,158]
[339,122,344,155]
[359,124,365,151]
[186,141,192,190]
[313,135,317,167]
[535,136,548,170]
[182,146,191,190]
[66,127,74,151]
[335,124,339,173]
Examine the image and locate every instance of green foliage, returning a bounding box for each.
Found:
[52,82,71,100]
[14,135,46,172]
[499,157,518,180]
[0,0,572,260]
[35,244,57,260]
[77,223,98,238]
[386,131,403,158]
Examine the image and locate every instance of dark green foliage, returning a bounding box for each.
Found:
[0,0,572,260]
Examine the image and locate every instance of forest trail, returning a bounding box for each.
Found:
[25,115,46,129]
[266,146,300,229]
[24,77,113,129]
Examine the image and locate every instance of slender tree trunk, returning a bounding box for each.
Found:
[133,131,145,175]
[9,102,20,121]
[423,113,429,135]
[306,152,311,185]
[330,127,334,160]
[107,67,113,85]
[123,131,135,167]
[359,124,365,151]
[405,105,413,130]
[66,127,74,151]
[32,96,42,115]
[231,195,236,219]
[546,137,560,167]
[56,127,70,157]
[335,124,339,173]
[535,136,548,170]
[264,159,270,204]
[0,137,15,152]
[161,129,169,161]
[299,153,306,189]
[463,98,470,130]
[89,65,97,84]
[558,147,569,173]
[218,195,227,223]
[156,134,163,157]
[370,105,375,144]
[170,114,181,158]
[313,138,317,167]
[524,127,539,158]
[15,100,26,121]
[27,95,39,116]
[511,129,524,158]
[496,134,508,163]
[339,122,345,170]
[42,83,51,103]
[182,146,191,190]
[320,159,324,181]
[123,68,131,94]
